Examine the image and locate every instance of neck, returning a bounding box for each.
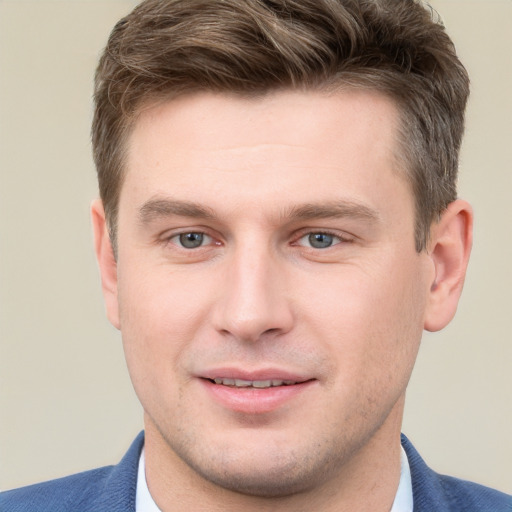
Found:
[143,398,405,512]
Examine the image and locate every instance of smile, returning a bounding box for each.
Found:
[210,378,298,388]
[200,374,317,414]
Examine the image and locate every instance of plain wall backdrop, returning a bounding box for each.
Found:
[0,0,511,493]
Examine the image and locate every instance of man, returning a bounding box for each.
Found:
[1,0,510,511]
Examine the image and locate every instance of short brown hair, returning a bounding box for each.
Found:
[92,0,469,252]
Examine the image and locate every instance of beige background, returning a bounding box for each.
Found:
[0,0,510,494]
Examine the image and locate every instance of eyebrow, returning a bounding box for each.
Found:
[138,197,380,225]
[283,201,380,223]
[139,198,215,224]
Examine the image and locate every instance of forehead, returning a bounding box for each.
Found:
[122,89,411,221]
[129,89,399,155]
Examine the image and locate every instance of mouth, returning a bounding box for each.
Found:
[208,377,300,388]
[200,373,316,414]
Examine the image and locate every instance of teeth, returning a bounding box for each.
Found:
[212,378,297,388]
[253,380,272,388]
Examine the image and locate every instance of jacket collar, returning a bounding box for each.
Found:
[93,431,144,512]
[401,433,453,512]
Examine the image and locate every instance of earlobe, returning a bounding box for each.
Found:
[424,199,473,332]
[91,199,121,330]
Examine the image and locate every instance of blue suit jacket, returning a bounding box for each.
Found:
[2,432,510,511]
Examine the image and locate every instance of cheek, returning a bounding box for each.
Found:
[358,263,427,385]
[116,263,212,395]
[300,255,428,378]
[117,259,211,333]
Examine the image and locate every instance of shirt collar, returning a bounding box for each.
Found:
[136,448,162,512]
[390,446,414,512]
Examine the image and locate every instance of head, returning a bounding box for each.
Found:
[92,0,469,255]
[91,0,473,505]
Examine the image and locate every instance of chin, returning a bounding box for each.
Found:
[187,455,326,498]
[171,434,347,499]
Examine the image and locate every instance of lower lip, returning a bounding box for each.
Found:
[200,379,315,414]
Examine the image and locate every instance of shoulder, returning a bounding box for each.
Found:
[0,432,144,512]
[436,473,512,511]
[0,466,115,512]
[401,434,512,512]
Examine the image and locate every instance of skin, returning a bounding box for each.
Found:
[92,90,472,511]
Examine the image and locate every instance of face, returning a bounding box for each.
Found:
[103,90,435,496]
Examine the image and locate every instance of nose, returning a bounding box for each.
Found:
[212,243,294,343]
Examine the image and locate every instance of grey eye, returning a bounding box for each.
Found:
[296,232,341,249]
[308,233,335,249]
[178,232,207,249]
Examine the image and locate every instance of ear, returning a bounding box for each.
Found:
[91,199,120,330]
[424,199,473,332]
